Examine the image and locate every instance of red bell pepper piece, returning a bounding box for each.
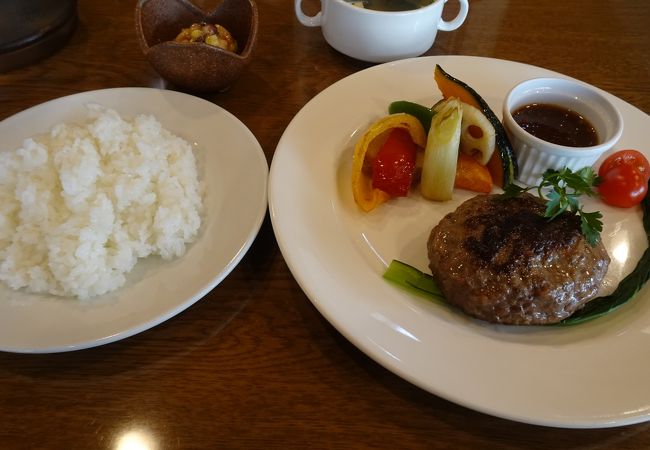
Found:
[372,128,417,197]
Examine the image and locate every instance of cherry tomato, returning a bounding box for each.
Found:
[598,164,648,208]
[372,128,417,197]
[599,149,650,182]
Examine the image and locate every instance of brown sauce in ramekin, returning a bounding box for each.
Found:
[512,103,599,147]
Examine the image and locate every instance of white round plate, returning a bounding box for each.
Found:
[269,56,650,428]
[0,88,268,353]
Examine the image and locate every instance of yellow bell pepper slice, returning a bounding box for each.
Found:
[351,113,427,212]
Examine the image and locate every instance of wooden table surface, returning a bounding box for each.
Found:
[1,0,650,448]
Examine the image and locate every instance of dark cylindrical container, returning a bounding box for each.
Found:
[0,0,78,72]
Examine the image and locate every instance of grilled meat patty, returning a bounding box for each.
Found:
[427,193,610,325]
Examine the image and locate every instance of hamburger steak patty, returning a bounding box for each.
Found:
[427,193,610,325]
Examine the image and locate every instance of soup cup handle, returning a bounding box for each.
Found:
[437,0,469,31]
[295,0,322,27]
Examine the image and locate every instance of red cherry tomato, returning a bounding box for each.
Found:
[599,149,650,182]
[598,164,648,208]
[372,128,417,197]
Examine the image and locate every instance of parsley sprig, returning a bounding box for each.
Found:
[502,167,604,246]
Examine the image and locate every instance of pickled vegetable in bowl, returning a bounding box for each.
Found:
[174,22,238,53]
[135,0,258,92]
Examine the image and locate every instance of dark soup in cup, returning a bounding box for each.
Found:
[348,0,434,12]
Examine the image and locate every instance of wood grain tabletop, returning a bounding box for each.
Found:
[1,0,649,448]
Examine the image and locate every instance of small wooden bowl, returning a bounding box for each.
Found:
[135,0,258,92]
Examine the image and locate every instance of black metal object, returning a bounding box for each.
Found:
[0,0,78,72]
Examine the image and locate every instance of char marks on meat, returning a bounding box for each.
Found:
[427,193,610,325]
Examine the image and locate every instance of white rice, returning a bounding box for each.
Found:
[0,104,202,299]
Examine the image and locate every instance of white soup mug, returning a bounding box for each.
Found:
[294,0,469,63]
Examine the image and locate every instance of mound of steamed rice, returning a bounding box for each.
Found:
[0,104,202,299]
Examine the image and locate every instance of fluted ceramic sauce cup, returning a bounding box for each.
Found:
[294,0,469,63]
[503,77,624,186]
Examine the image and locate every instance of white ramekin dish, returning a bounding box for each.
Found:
[503,77,624,186]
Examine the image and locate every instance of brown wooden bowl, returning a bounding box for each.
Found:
[135,0,258,92]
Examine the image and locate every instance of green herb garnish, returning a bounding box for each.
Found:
[502,167,603,246]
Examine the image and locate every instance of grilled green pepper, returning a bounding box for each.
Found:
[388,100,435,132]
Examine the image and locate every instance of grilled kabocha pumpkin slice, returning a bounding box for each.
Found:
[433,64,518,188]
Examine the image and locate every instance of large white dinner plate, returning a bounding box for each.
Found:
[0,88,268,353]
[269,56,650,428]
